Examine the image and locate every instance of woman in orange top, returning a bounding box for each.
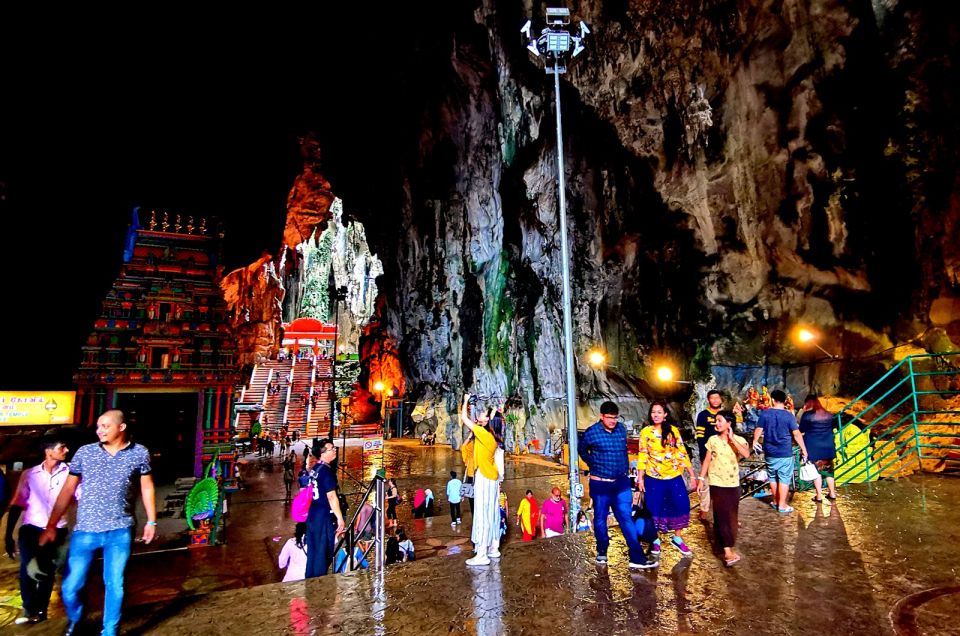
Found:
[460,393,502,566]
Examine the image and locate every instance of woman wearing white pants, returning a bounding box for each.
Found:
[460,393,503,566]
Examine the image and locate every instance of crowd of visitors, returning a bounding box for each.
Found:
[0,385,839,631]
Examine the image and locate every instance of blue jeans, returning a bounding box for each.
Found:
[590,477,652,564]
[62,528,132,636]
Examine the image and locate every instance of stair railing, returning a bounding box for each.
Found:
[333,472,386,573]
[833,352,960,484]
[282,366,292,424]
[261,369,273,405]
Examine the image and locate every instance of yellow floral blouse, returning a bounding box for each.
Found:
[637,425,692,480]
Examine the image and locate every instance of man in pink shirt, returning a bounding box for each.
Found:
[539,486,568,538]
[4,437,70,625]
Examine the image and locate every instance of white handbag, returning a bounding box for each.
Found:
[799,460,819,482]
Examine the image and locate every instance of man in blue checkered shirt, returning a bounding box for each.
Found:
[580,401,656,569]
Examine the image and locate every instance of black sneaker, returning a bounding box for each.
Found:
[629,561,658,569]
[595,554,608,565]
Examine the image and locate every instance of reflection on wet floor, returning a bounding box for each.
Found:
[2,441,960,635]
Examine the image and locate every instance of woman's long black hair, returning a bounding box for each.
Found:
[647,400,680,448]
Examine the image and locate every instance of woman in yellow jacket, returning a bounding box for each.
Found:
[637,400,697,558]
[460,393,504,566]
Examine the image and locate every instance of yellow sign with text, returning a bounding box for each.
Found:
[0,391,76,425]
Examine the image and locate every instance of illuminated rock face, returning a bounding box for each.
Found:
[285,3,960,439]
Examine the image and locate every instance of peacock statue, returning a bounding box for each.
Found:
[185,456,222,530]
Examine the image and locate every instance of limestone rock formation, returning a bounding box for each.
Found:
[330,1,959,443]
[220,254,284,367]
[223,2,958,446]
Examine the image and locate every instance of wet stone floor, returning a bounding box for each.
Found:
[1,441,958,635]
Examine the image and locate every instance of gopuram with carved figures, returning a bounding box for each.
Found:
[73,211,240,482]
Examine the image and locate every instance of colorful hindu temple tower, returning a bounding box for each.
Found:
[74,210,240,481]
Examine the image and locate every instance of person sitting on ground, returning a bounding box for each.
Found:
[385,534,402,565]
[575,510,592,533]
[334,540,369,573]
[397,529,415,562]
[278,522,309,582]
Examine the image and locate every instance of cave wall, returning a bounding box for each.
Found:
[326,1,959,438]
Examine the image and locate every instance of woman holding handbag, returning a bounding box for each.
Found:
[798,395,839,502]
[698,411,750,566]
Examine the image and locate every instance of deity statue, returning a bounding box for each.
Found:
[745,386,760,409]
[760,386,772,409]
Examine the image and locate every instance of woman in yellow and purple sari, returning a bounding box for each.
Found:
[637,400,697,558]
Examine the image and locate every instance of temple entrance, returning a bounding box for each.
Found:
[115,391,199,483]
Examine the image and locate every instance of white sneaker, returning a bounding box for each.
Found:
[488,548,501,558]
[452,522,457,527]
[466,554,491,566]
[456,519,461,524]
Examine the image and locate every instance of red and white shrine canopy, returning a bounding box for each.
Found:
[281,317,336,351]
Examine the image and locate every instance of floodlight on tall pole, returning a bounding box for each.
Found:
[523,6,590,531]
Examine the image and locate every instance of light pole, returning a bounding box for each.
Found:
[523,6,590,530]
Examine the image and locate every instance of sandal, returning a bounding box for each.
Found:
[724,555,741,567]
[812,497,823,503]
[825,494,837,501]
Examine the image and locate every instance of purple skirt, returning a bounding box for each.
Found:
[644,475,690,531]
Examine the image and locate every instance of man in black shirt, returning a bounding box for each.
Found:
[305,439,345,577]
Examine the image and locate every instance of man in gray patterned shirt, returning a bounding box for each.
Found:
[41,409,157,636]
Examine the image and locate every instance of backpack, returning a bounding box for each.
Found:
[298,469,310,488]
[291,484,312,522]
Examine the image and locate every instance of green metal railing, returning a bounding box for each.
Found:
[834,352,960,484]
